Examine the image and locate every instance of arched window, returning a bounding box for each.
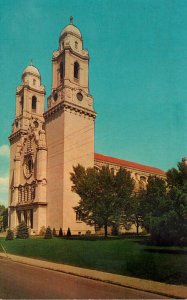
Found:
[74,62,79,79]
[60,62,64,81]
[32,96,37,112]
[33,79,36,86]
[28,158,33,174]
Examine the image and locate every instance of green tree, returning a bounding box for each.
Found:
[124,190,145,235]
[16,221,29,239]
[166,162,187,245]
[0,205,5,231]
[0,205,5,215]
[52,228,57,237]
[44,226,52,239]
[167,161,187,188]
[141,176,169,243]
[140,166,187,245]
[71,165,134,237]
[6,229,14,240]
[2,208,8,230]
[67,227,71,237]
[58,227,63,237]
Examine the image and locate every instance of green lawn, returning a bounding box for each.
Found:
[0,237,186,285]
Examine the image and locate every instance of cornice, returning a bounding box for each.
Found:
[9,129,27,143]
[16,85,45,95]
[9,202,48,209]
[52,47,89,61]
[44,100,96,121]
[37,146,47,151]
[52,83,89,94]
[94,159,166,178]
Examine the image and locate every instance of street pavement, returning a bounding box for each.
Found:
[0,257,168,299]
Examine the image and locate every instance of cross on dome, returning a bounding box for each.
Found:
[59,17,82,40]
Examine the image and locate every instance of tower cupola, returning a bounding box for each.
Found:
[58,17,83,52]
[60,22,82,39]
[49,17,90,107]
[11,62,45,134]
[22,63,41,88]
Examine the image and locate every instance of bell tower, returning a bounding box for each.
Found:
[45,18,96,234]
[9,64,47,233]
[48,16,90,108]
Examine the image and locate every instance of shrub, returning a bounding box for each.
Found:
[6,229,14,240]
[111,224,119,236]
[59,227,63,237]
[67,227,71,237]
[44,226,52,239]
[16,221,29,239]
[39,226,46,236]
[85,230,91,236]
[52,228,57,237]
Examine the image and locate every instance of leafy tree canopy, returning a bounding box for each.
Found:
[142,163,187,245]
[71,165,134,237]
[0,205,5,216]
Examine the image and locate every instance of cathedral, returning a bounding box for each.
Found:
[8,19,165,235]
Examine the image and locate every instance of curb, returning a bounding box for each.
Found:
[0,252,186,299]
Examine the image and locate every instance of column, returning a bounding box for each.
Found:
[36,130,47,202]
[27,210,31,227]
[13,143,21,205]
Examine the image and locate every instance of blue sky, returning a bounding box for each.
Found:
[1,0,187,206]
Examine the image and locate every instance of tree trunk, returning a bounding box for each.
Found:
[104,224,108,237]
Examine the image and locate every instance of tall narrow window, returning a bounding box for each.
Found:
[24,210,27,224]
[21,96,24,114]
[31,182,36,201]
[76,211,82,221]
[18,186,22,203]
[74,62,79,79]
[32,96,37,112]
[60,62,64,81]
[17,211,21,224]
[30,210,33,229]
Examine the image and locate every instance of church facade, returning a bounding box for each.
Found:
[8,20,165,235]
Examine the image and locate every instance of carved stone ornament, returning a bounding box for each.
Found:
[64,88,72,98]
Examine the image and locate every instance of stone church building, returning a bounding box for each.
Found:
[8,19,165,234]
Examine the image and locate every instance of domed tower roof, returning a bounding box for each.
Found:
[22,63,40,78]
[59,17,82,40]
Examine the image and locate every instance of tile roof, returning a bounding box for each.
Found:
[94,153,165,175]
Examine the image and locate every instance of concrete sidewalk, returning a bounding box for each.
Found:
[0,252,186,299]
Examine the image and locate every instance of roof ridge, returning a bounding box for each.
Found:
[94,153,165,175]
